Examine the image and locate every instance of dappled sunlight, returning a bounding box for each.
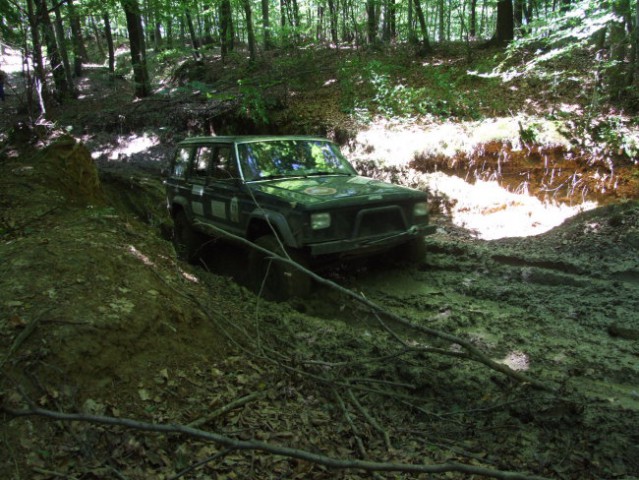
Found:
[426,172,597,239]
[90,133,160,161]
[352,116,570,167]
[497,351,530,371]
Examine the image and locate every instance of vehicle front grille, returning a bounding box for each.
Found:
[353,206,407,238]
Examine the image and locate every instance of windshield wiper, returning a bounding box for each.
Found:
[304,171,352,177]
[256,174,291,181]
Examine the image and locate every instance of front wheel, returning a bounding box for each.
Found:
[173,211,205,262]
[249,234,312,301]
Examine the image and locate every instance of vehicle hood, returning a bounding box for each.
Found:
[248,175,423,207]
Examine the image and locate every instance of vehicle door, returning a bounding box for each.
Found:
[167,144,195,212]
[201,144,245,236]
[187,144,213,223]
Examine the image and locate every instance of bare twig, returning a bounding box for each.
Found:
[188,392,263,429]
[169,447,235,480]
[347,389,393,451]
[334,389,367,458]
[3,405,551,480]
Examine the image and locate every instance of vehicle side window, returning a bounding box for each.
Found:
[209,145,239,181]
[193,146,213,178]
[172,147,191,178]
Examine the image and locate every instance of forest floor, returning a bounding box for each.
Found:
[1,45,639,479]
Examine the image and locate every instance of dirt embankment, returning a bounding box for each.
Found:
[1,135,639,479]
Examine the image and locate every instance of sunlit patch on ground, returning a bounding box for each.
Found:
[425,172,597,239]
[497,351,530,371]
[90,133,160,161]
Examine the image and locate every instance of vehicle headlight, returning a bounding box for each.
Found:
[413,202,429,217]
[311,212,331,230]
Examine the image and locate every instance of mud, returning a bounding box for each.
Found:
[3,134,639,478]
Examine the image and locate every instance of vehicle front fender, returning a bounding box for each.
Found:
[247,209,299,248]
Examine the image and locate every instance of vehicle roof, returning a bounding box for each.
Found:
[177,135,334,146]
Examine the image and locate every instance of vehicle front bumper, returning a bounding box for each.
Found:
[307,224,437,257]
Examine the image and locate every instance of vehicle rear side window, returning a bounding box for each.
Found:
[209,146,238,181]
[173,147,191,178]
[194,146,213,178]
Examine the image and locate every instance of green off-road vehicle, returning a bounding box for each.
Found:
[165,136,436,299]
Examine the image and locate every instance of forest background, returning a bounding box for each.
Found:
[2,0,639,479]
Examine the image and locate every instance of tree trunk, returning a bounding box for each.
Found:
[327,0,338,46]
[219,0,234,59]
[185,11,202,60]
[38,0,69,100]
[413,0,432,55]
[438,0,445,42]
[469,0,478,38]
[261,0,273,50]
[408,0,418,44]
[241,0,256,62]
[494,0,514,45]
[103,12,115,73]
[121,0,151,98]
[51,0,76,95]
[609,0,631,98]
[366,0,376,44]
[68,0,89,76]
[634,0,639,85]
[514,0,523,31]
[26,0,48,113]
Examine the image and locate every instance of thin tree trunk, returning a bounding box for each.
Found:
[51,0,76,95]
[38,0,69,100]
[185,11,202,60]
[327,0,338,46]
[634,0,639,84]
[121,0,151,97]
[438,0,445,41]
[241,0,256,62]
[413,0,432,55]
[261,0,273,49]
[408,0,418,44]
[89,16,105,59]
[469,0,478,38]
[366,0,376,44]
[103,12,115,73]
[220,0,234,59]
[68,0,89,76]
[26,0,48,113]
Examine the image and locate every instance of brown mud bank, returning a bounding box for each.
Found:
[411,140,639,205]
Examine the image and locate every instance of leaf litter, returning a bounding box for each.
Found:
[0,136,638,479]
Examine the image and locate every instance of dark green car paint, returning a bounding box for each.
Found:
[165,136,435,259]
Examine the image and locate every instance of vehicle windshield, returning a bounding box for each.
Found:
[237,139,356,181]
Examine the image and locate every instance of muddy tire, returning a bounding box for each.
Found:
[173,211,204,262]
[249,234,312,301]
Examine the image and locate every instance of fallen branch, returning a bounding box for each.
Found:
[194,222,556,393]
[188,392,262,429]
[4,405,551,480]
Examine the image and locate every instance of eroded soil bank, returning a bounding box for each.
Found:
[1,135,639,479]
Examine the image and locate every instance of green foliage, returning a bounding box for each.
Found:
[338,59,485,121]
[155,48,187,65]
[0,0,21,46]
[562,114,639,161]
[237,79,270,125]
